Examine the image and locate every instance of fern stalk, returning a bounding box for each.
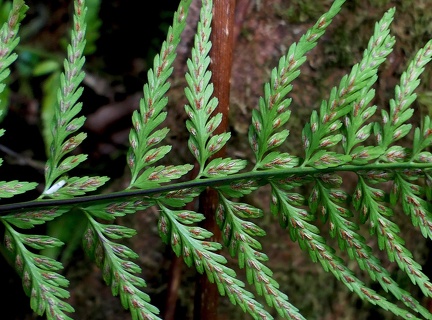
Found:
[3,160,432,214]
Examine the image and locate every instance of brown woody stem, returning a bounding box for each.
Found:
[193,1,237,319]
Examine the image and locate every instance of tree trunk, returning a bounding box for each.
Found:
[193,1,237,320]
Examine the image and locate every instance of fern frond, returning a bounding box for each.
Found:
[217,194,305,320]
[1,205,73,319]
[379,40,432,151]
[303,7,396,167]
[82,210,161,320]
[2,206,70,229]
[270,182,420,319]
[42,0,108,198]
[158,202,273,320]
[341,11,396,160]
[345,38,432,304]
[128,0,193,189]
[354,176,432,299]
[313,178,431,318]
[0,0,36,196]
[0,0,27,90]
[292,7,432,317]
[2,0,432,319]
[394,172,432,237]
[184,0,246,178]
[250,0,345,169]
[2,220,74,319]
[0,179,36,198]
[378,40,432,240]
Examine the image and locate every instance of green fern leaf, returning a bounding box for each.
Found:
[250,0,345,169]
[82,210,161,320]
[0,1,36,197]
[159,201,273,319]
[217,194,305,319]
[42,0,108,197]
[271,183,420,319]
[3,220,74,319]
[127,0,193,188]
[0,180,37,198]
[2,207,70,229]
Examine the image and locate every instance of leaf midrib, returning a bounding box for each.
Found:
[0,161,430,214]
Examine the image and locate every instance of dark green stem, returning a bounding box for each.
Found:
[1,162,431,214]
